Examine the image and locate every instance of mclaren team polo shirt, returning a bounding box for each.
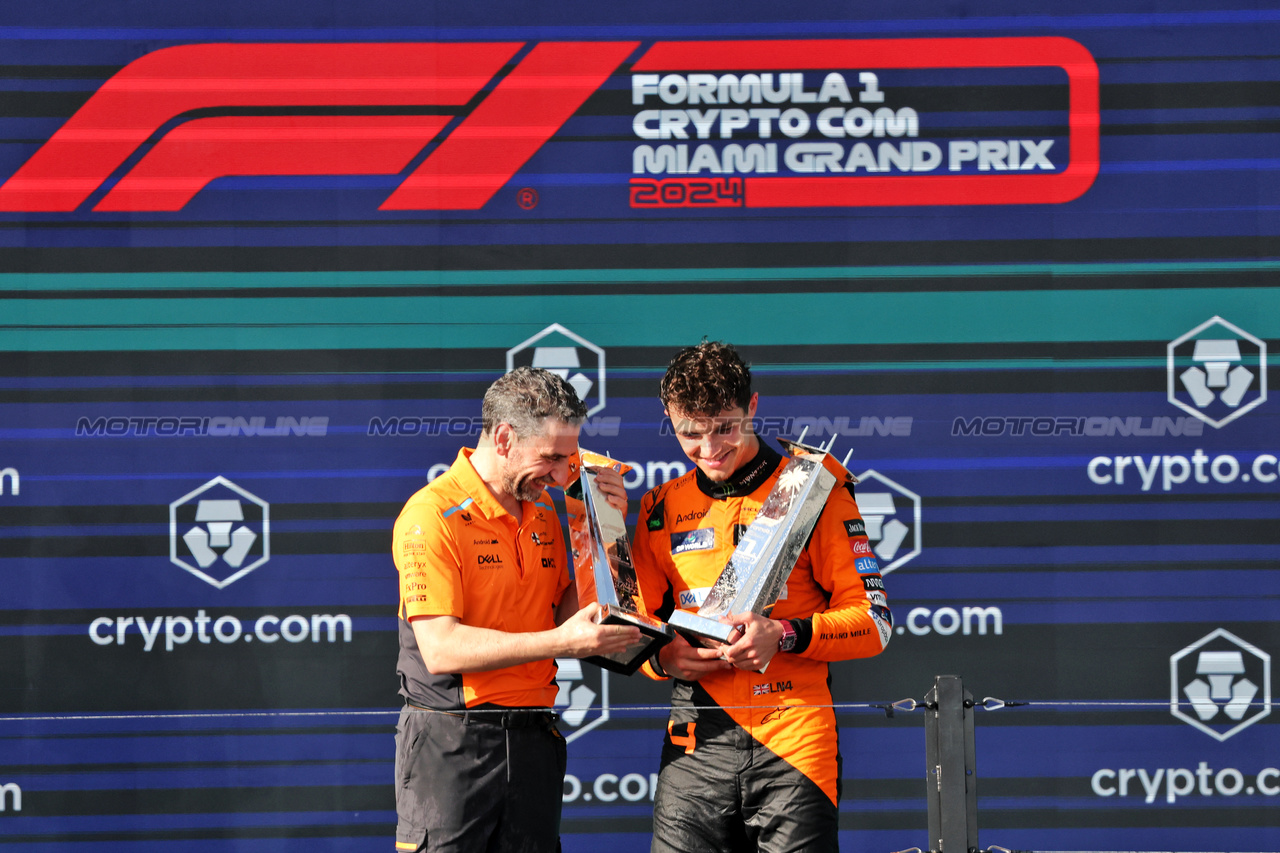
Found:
[394,447,571,710]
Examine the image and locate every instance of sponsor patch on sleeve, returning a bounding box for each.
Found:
[869,604,893,647]
[862,574,884,591]
[855,556,881,574]
[670,528,715,554]
[849,536,874,557]
[843,519,866,537]
[647,497,666,531]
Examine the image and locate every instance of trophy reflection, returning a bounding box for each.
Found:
[565,449,673,674]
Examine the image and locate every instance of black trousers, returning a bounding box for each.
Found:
[650,720,839,853]
[395,706,567,853]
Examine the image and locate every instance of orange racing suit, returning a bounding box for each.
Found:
[631,440,891,853]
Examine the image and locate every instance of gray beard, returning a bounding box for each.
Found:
[504,471,546,503]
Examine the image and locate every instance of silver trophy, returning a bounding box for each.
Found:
[667,435,856,657]
[564,449,673,675]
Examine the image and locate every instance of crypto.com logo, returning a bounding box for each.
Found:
[554,658,609,743]
[0,42,635,212]
[851,470,921,574]
[0,38,1097,213]
[1170,628,1271,742]
[1167,317,1267,429]
[169,476,270,589]
[507,323,606,416]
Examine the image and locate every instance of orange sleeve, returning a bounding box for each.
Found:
[394,503,464,621]
[796,485,893,661]
[631,489,673,680]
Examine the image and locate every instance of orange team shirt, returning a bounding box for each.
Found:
[393,447,571,710]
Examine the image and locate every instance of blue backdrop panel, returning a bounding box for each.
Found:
[0,1,1278,850]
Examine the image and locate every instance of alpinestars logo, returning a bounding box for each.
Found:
[554,658,609,743]
[169,477,270,589]
[507,323,607,416]
[1170,628,1271,741]
[1167,317,1267,428]
[851,470,922,574]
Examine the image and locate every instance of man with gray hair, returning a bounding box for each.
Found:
[392,366,640,853]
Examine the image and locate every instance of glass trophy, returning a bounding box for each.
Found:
[564,449,673,674]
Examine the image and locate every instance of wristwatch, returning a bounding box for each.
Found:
[777,619,797,652]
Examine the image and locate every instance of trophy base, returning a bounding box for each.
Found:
[667,609,738,648]
[584,605,674,675]
[667,610,774,673]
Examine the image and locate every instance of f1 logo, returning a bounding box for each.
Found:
[0,41,637,212]
[0,37,1097,213]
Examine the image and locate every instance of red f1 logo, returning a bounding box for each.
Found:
[0,41,637,212]
[0,37,1097,212]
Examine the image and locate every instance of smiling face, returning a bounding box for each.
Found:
[497,418,580,502]
[666,394,759,482]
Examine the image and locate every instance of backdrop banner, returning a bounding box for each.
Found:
[0,2,1277,851]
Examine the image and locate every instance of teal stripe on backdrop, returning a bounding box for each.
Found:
[0,287,1276,351]
[2,260,1279,292]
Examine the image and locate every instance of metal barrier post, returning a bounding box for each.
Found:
[924,675,978,853]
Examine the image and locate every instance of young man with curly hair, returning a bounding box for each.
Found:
[631,342,893,853]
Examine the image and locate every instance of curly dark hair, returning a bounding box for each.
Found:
[659,341,753,416]
[482,366,587,437]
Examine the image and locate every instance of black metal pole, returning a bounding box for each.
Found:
[924,675,978,853]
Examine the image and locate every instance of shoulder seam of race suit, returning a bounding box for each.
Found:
[639,470,690,524]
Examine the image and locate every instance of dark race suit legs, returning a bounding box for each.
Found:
[650,713,839,853]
